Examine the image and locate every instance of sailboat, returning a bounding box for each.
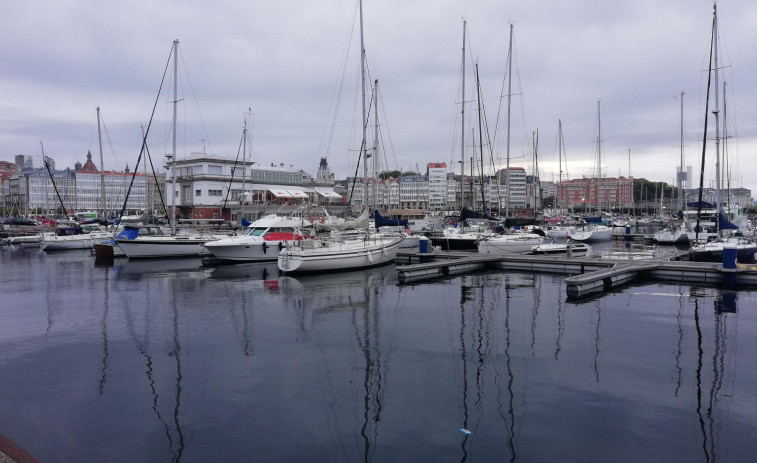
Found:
[38,141,111,251]
[689,4,756,263]
[115,40,224,259]
[545,120,573,239]
[430,20,483,252]
[277,0,402,273]
[570,101,611,242]
[472,25,544,255]
[655,93,691,245]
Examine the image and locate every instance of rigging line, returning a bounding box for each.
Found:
[315,0,358,172]
[118,41,174,224]
[179,47,214,156]
[694,11,716,245]
[376,83,399,172]
[100,114,122,173]
[217,130,246,231]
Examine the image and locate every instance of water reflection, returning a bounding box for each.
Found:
[275,267,391,462]
[2,247,757,461]
[117,258,204,279]
[691,286,740,463]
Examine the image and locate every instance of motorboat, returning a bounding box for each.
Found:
[203,214,308,262]
[40,222,111,251]
[531,240,589,255]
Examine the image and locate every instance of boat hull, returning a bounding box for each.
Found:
[689,242,757,263]
[477,234,543,254]
[569,226,612,242]
[531,243,588,255]
[115,237,215,259]
[40,236,97,250]
[278,238,401,273]
[430,235,479,251]
[203,236,287,261]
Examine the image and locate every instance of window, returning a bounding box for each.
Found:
[208,190,222,197]
[208,165,222,175]
[196,190,202,196]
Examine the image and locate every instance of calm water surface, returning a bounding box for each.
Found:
[1,245,756,462]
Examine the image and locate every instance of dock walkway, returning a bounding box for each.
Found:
[395,249,757,298]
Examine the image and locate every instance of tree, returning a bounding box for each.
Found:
[378,170,419,180]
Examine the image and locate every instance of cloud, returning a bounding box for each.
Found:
[1,0,754,194]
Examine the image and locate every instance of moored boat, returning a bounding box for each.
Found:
[531,240,589,255]
[203,214,307,262]
[569,224,612,242]
[277,232,402,273]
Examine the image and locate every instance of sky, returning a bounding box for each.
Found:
[2,0,756,195]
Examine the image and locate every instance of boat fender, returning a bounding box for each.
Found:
[367,251,373,264]
[262,241,267,254]
[319,216,326,223]
[382,246,387,257]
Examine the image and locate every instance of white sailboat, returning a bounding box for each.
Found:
[570,101,612,242]
[277,0,402,273]
[655,92,691,245]
[689,5,756,263]
[115,40,223,259]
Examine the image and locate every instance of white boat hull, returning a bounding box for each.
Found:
[116,236,217,259]
[204,235,284,261]
[278,237,402,273]
[545,227,571,239]
[477,234,543,254]
[531,242,588,255]
[40,233,109,250]
[569,226,612,242]
[654,229,689,244]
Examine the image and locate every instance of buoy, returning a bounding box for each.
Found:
[308,215,314,223]
[319,216,326,223]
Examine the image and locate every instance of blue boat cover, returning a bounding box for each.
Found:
[718,212,738,230]
[116,228,139,240]
[374,210,408,229]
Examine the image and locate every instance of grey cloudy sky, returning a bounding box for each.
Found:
[2,0,755,193]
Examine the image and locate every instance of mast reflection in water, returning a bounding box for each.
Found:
[0,247,756,461]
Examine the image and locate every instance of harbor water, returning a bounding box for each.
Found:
[1,244,756,462]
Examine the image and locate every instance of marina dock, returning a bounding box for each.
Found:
[396,249,757,298]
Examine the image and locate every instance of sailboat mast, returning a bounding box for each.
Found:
[596,100,602,215]
[712,3,721,231]
[678,92,685,211]
[558,119,563,213]
[359,0,368,224]
[460,20,466,214]
[374,79,379,214]
[170,39,179,235]
[475,63,486,211]
[504,23,513,219]
[96,106,106,218]
[141,124,148,215]
[242,119,247,223]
